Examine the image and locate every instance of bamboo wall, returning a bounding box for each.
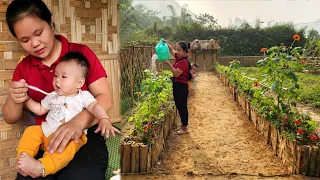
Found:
[0,0,120,179]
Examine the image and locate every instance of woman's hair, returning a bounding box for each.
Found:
[178,41,189,53]
[60,52,90,78]
[6,0,53,37]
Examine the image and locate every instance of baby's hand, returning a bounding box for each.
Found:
[94,118,121,138]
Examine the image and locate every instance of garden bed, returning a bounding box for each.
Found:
[119,70,177,174]
[218,72,320,177]
[120,107,177,173]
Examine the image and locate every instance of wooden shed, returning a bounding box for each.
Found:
[0,0,120,179]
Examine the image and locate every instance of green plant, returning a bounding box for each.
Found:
[128,70,173,145]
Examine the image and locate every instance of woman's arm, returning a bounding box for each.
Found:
[163,40,176,56]
[47,77,113,154]
[2,79,29,124]
[163,60,183,77]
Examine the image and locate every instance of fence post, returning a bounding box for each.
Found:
[129,46,134,107]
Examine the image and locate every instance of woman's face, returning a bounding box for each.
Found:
[176,44,187,58]
[13,16,55,59]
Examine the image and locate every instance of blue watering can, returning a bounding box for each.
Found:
[155,38,170,61]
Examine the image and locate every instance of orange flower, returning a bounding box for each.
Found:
[254,81,259,87]
[137,92,141,97]
[260,48,268,53]
[293,33,300,41]
[299,60,305,64]
[157,68,162,72]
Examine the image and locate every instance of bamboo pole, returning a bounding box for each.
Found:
[129,46,134,107]
[147,146,152,172]
[139,144,148,173]
[302,145,311,176]
[270,125,278,155]
[131,143,140,173]
[315,146,320,177]
[309,146,319,176]
[295,145,302,174]
[121,142,132,173]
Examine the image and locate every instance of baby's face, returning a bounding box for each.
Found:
[53,61,84,96]
[191,66,198,72]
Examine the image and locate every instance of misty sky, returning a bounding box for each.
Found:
[177,0,320,26]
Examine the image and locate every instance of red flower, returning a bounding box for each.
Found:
[254,82,259,87]
[137,92,141,97]
[300,60,305,64]
[260,48,268,53]
[144,126,149,133]
[310,134,318,141]
[297,128,303,134]
[154,126,159,133]
[147,122,151,128]
[293,33,301,41]
[295,119,301,125]
[283,116,288,122]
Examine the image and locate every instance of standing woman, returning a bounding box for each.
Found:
[163,40,190,134]
[2,0,112,179]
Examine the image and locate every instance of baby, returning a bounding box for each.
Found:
[188,63,199,92]
[16,52,120,178]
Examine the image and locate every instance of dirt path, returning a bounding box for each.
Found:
[121,71,310,180]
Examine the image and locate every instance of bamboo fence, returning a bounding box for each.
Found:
[120,107,177,174]
[119,46,161,107]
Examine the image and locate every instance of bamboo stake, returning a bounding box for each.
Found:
[139,144,148,173]
[129,46,134,107]
[315,145,320,177]
[121,142,132,173]
[131,143,140,173]
[302,145,311,176]
[295,145,302,174]
[147,146,152,172]
[309,146,319,176]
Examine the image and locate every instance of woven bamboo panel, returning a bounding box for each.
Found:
[0,0,120,178]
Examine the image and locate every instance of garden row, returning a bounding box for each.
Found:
[120,70,177,174]
[216,60,320,176]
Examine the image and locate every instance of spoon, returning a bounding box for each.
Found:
[27,85,50,95]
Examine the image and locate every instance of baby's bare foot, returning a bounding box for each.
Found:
[17,152,43,178]
[15,164,28,177]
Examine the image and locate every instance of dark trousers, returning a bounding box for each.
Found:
[16,125,108,180]
[173,82,189,126]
